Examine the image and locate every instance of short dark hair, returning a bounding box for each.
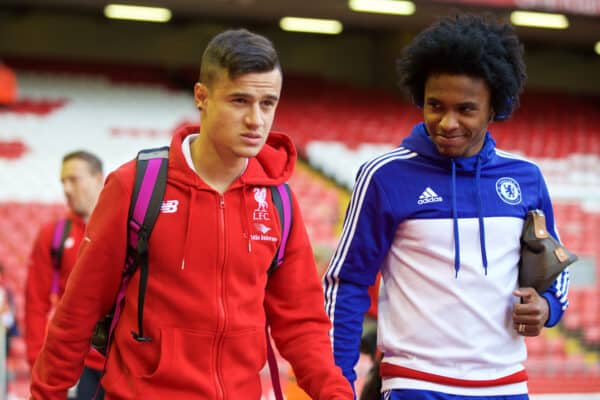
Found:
[396,13,527,121]
[199,28,280,87]
[62,150,103,175]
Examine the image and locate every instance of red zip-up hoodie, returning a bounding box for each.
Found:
[31,125,353,399]
[25,212,105,370]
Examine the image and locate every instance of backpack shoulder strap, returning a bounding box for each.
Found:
[267,183,293,276]
[50,218,72,296]
[127,146,170,268]
[265,182,293,400]
[103,146,169,350]
[127,146,169,342]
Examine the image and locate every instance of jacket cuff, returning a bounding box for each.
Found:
[542,292,563,327]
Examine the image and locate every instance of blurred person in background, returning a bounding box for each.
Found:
[1,262,19,369]
[25,150,105,399]
[29,29,352,400]
[324,13,570,400]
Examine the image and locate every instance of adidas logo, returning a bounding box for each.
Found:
[417,187,443,205]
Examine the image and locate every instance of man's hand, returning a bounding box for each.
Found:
[512,287,549,336]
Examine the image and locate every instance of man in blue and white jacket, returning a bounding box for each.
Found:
[323,14,570,400]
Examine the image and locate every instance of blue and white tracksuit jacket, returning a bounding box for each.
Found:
[323,123,570,397]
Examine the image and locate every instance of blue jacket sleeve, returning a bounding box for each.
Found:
[537,171,570,327]
[322,164,397,390]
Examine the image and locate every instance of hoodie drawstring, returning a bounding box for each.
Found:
[451,160,460,278]
[451,157,489,278]
[241,186,252,253]
[475,156,488,274]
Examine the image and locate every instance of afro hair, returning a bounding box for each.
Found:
[397,13,527,121]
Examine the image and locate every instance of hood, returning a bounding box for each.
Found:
[401,122,497,277]
[401,122,496,172]
[167,124,296,189]
[245,129,297,186]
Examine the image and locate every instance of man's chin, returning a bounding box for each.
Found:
[237,148,261,159]
[436,146,457,158]
[69,206,83,216]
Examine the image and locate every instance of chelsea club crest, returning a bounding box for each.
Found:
[495,177,522,205]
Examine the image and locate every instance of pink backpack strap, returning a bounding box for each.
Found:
[266,183,293,400]
[50,218,71,296]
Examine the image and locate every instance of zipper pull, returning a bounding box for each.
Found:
[243,232,252,253]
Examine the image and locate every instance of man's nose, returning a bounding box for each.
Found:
[439,112,459,131]
[62,181,73,195]
[245,104,263,127]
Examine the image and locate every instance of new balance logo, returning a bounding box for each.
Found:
[160,200,179,213]
[417,187,443,205]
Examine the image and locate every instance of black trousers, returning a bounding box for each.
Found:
[74,366,105,400]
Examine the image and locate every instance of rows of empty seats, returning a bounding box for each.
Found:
[551,202,600,351]
[275,77,600,156]
[0,66,598,397]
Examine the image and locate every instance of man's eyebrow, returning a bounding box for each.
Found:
[228,91,279,101]
[425,97,479,107]
[458,100,479,108]
[227,91,248,98]
[263,94,279,102]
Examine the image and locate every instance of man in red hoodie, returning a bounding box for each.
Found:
[30,29,353,400]
[25,150,105,399]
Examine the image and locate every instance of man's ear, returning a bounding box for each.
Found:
[194,82,208,110]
